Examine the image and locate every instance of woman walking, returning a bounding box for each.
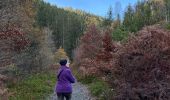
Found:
[55,59,76,100]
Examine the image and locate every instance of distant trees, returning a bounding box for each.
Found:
[0,0,31,71]
[36,1,102,59]
[109,0,169,43]
[0,0,55,76]
[123,0,166,33]
[123,5,136,32]
[54,47,68,64]
[164,0,170,23]
[103,6,113,27]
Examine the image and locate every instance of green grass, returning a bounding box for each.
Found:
[79,75,97,84]
[75,73,110,100]
[73,68,114,100]
[165,23,170,30]
[89,79,108,97]
[7,72,56,100]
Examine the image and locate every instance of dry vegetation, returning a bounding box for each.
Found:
[74,25,170,99]
[112,25,170,99]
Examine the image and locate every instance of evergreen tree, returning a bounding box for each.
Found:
[103,6,113,27]
[123,0,165,32]
[123,5,137,32]
[164,0,170,23]
[36,1,102,59]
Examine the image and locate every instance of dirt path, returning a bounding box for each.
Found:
[47,82,95,100]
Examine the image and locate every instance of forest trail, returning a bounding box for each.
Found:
[47,82,95,100]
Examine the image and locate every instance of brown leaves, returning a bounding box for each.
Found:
[74,25,116,77]
[114,26,170,99]
[0,27,30,52]
[0,27,30,67]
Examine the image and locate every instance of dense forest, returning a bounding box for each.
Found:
[0,0,170,99]
[36,1,103,58]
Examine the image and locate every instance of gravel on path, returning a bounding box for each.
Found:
[47,82,96,100]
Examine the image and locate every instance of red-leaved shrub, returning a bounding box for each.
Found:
[73,25,102,76]
[74,26,117,77]
[95,31,116,76]
[113,26,170,100]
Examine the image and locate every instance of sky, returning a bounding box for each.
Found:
[44,0,139,18]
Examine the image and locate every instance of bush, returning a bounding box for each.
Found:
[113,26,170,99]
[73,25,102,76]
[74,25,117,77]
[0,27,30,68]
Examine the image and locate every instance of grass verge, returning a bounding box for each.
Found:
[7,72,56,100]
[73,70,111,100]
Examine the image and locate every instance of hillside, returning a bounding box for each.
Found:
[36,1,103,58]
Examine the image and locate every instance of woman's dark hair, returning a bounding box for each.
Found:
[59,59,67,66]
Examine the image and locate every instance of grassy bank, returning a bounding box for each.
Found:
[73,69,113,100]
[7,72,56,100]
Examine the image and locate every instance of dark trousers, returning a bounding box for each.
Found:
[57,93,72,100]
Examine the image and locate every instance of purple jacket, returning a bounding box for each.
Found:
[56,66,76,93]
